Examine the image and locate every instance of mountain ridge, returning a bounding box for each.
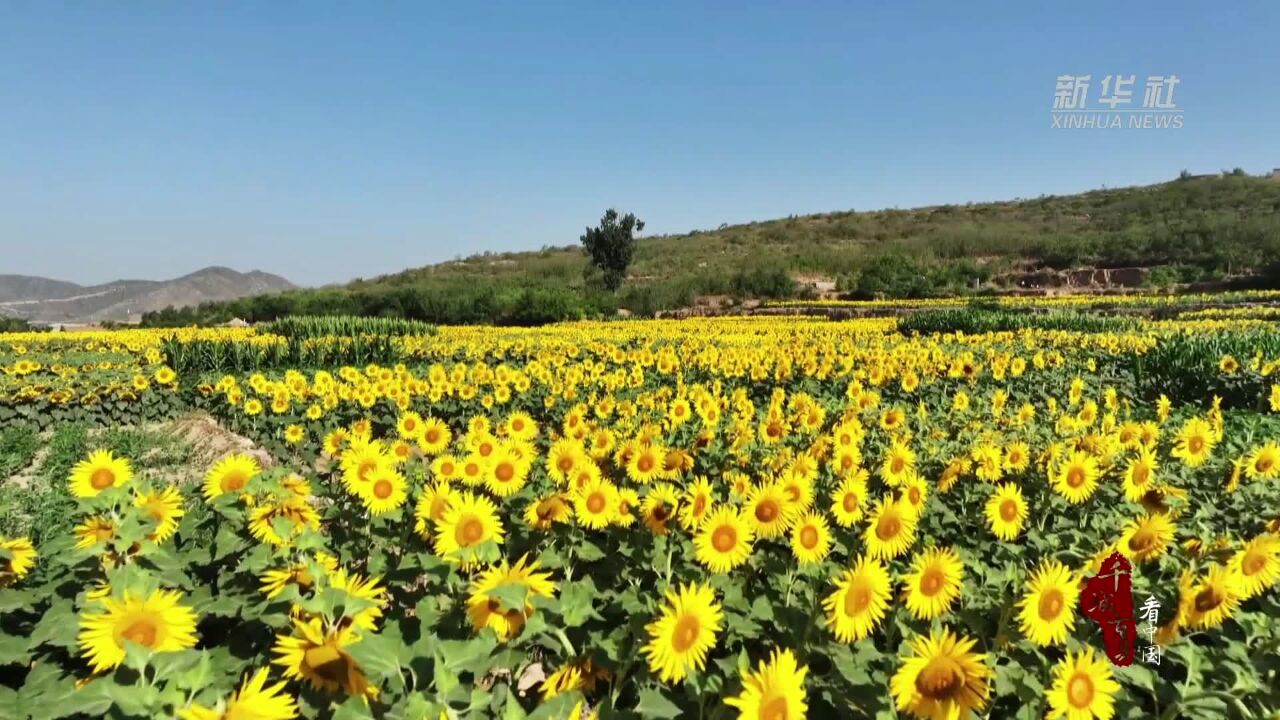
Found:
[0,266,295,325]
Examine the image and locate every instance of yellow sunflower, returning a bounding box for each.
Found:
[1121,448,1158,503]
[416,417,452,455]
[78,589,199,672]
[890,627,990,720]
[1180,563,1244,629]
[744,482,796,539]
[204,453,262,502]
[984,483,1027,541]
[486,446,530,498]
[328,568,388,631]
[573,477,619,530]
[863,495,918,560]
[902,546,963,621]
[642,582,723,684]
[467,555,557,640]
[434,491,505,568]
[271,618,372,697]
[1045,647,1120,720]
[724,648,808,720]
[880,440,917,486]
[1017,559,1079,647]
[1116,513,1175,564]
[830,469,869,527]
[522,492,573,532]
[69,449,133,498]
[1051,451,1100,504]
[694,506,754,573]
[249,497,320,547]
[0,536,37,585]
[679,476,716,532]
[1245,442,1280,480]
[1170,417,1217,468]
[642,483,681,536]
[822,556,892,643]
[789,511,832,566]
[134,486,186,543]
[358,467,408,515]
[1230,532,1280,598]
[177,667,299,720]
[74,516,116,550]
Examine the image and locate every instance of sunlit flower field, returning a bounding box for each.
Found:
[2,307,1279,719]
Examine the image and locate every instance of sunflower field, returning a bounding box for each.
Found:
[2,306,1280,720]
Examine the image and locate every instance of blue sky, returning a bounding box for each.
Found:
[2,2,1278,287]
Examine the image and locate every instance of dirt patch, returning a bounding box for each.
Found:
[167,412,274,473]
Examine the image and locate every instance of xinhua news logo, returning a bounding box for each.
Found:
[1052,74,1184,130]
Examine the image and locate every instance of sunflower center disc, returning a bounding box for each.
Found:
[1068,673,1095,708]
[672,616,700,652]
[915,657,965,700]
[90,469,116,490]
[1039,589,1064,620]
[120,620,158,648]
[712,526,737,553]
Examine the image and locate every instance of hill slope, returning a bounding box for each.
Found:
[0,267,295,324]
[143,174,1280,326]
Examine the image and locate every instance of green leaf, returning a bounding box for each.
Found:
[28,600,77,650]
[488,582,530,613]
[575,540,606,562]
[558,577,601,628]
[634,686,684,718]
[0,631,30,665]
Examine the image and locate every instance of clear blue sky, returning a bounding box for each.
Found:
[3,2,1278,287]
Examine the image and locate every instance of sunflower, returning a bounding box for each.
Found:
[0,536,37,585]
[1230,532,1280,598]
[74,516,116,550]
[724,648,808,720]
[615,488,640,528]
[1180,563,1244,629]
[1116,513,1175,564]
[250,497,321,547]
[1003,442,1031,474]
[204,453,262,502]
[69,449,133,498]
[518,491,571,531]
[573,477,618,530]
[627,443,665,484]
[863,495,918,560]
[642,483,681,535]
[744,482,795,539]
[178,667,299,720]
[679,476,716,532]
[1171,417,1217,468]
[1121,448,1158,502]
[1051,451,1100,504]
[434,491,504,568]
[822,556,892,643]
[485,447,530,498]
[417,417,452,455]
[327,569,388,631]
[1245,442,1280,480]
[546,439,583,484]
[358,467,408,515]
[1017,559,1079,647]
[272,618,372,697]
[789,512,832,566]
[468,555,557,640]
[540,657,610,701]
[899,473,929,516]
[902,547,963,621]
[694,506,754,573]
[880,441,917,486]
[78,589,199,672]
[984,483,1027,541]
[830,470,869,527]
[890,627,990,720]
[971,445,1003,482]
[642,582,723,684]
[134,486,186,543]
[1045,647,1120,720]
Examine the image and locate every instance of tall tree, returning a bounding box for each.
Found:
[580,208,644,291]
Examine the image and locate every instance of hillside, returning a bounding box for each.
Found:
[143,174,1280,326]
[0,267,295,325]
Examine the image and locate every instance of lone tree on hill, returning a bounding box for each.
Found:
[580,208,644,291]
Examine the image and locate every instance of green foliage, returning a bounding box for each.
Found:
[580,208,645,291]
[899,308,1143,335]
[261,316,437,339]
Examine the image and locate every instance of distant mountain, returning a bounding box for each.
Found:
[0,267,295,325]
